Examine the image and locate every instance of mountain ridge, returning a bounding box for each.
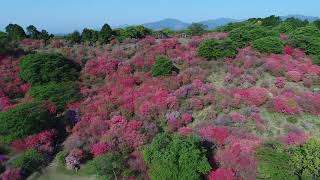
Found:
[112,14,320,31]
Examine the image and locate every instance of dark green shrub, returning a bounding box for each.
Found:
[5,24,26,41]
[19,53,80,85]
[198,39,237,60]
[86,153,128,179]
[187,23,207,36]
[143,133,211,180]
[13,149,45,172]
[81,28,99,44]
[29,82,80,111]
[273,22,295,33]
[286,116,298,124]
[311,55,320,65]
[288,25,320,59]
[0,102,54,144]
[229,25,276,48]
[99,23,113,44]
[289,139,320,179]
[215,21,247,32]
[252,36,284,54]
[261,15,281,27]
[151,56,174,77]
[256,141,296,180]
[56,151,68,169]
[65,31,81,44]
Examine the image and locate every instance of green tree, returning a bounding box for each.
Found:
[229,25,276,48]
[151,56,174,77]
[26,25,41,39]
[40,29,53,43]
[162,28,174,37]
[86,153,128,180]
[0,102,54,144]
[81,28,99,44]
[252,36,284,54]
[198,39,238,60]
[143,133,211,180]
[19,53,80,85]
[313,19,320,30]
[261,15,282,27]
[256,141,296,180]
[187,23,207,36]
[284,17,309,28]
[29,82,80,111]
[5,24,26,41]
[0,32,10,54]
[13,149,45,172]
[288,25,320,61]
[290,139,320,179]
[122,26,152,39]
[66,31,81,44]
[99,23,113,43]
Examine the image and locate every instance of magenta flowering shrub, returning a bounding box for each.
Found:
[0,97,11,111]
[83,56,118,79]
[230,112,246,122]
[181,113,193,124]
[208,168,235,180]
[215,133,260,180]
[297,92,320,115]
[102,116,147,150]
[178,127,193,136]
[11,129,56,153]
[90,143,110,157]
[0,56,28,99]
[1,169,22,180]
[275,77,285,88]
[199,126,229,146]
[286,70,302,82]
[272,91,301,114]
[286,130,309,146]
[283,46,294,55]
[236,87,269,107]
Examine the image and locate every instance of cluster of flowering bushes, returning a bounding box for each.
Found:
[1,24,319,180]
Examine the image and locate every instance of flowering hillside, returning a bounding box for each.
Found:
[1,16,320,180]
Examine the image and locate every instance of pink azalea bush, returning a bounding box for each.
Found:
[208,168,235,180]
[90,143,110,157]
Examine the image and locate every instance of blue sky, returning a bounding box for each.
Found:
[1,0,320,33]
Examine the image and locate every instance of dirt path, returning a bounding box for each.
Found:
[28,161,96,180]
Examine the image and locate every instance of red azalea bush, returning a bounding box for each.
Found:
[208,168,235,180]
[178,127,193,136]
[1,169,22,180]
[236,87,269,107]
[272,91,301,114]
[275,77,285,88]
[297,92,320,115]
[230,112,246,123]
[83,56,119,78]
[11,129,56,152]
[102,116,147,150]
[215,134,260,180]
[286,70,302,82]
[286,131,309,146]
[0,56,29,98]
[90,143,110,157]
[199,126,229,146]
[181,113,193,124]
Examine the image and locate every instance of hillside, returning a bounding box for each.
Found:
[1,15,320,180]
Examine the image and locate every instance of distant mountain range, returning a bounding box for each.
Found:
[112,14,319,31]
